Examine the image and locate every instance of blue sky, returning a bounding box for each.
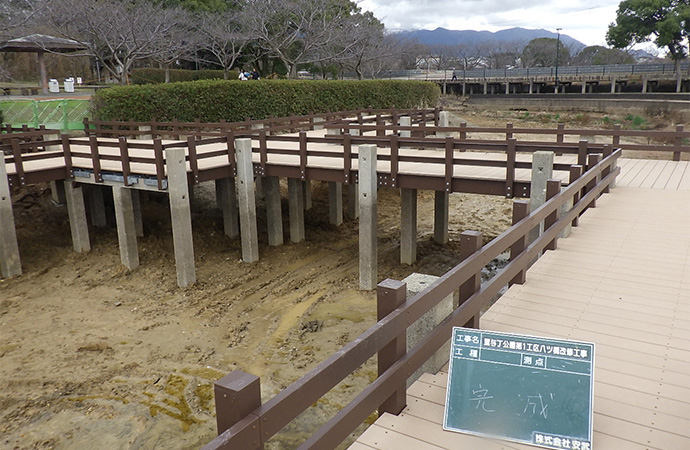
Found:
[359,0,624,47]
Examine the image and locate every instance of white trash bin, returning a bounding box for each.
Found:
[64,78,75,93]
[49,79,59,93]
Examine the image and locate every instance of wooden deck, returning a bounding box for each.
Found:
[350,167,690,448]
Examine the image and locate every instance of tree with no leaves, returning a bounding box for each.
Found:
[243,0,364,78]
[44,0,188,84]
[193,7,250,79]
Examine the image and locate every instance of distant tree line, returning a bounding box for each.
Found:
[410,38,637,73]
[0,0,418,84]
[0,0,683,85]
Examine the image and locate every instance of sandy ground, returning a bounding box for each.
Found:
[1,179,512,450]
[1,103,683,450]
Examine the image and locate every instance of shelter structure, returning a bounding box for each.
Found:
[0,34,86,93]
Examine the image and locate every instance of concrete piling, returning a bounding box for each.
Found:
[215,177,239,239]
[328,181,343,226]
[264,176,284,246]
[400,188,417,264]
[359,144,378,290]
[112,187,139,270]
[347,183,359,219]
[0,156,21,277]
[433,191,449,245]
[234,139,260,263]
[166,147,196,286]
[529,151,555,245]
[64,181,91,253]
[288,178,305,243]
[88,185,107,228]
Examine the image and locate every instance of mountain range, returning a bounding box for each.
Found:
[397,27,587,52]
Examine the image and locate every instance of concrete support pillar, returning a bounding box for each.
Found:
[264,176,284,246]
[137,125,152,140]
[433,191,449,245]
[313,117,325,131]
[436,111,449,139]
[303,180,312,210]
[529,79,533,94]
[328,181,343,226]
[254,176,265,201]
[64,181,90,253]
[611,78,617,93]
[288,178,305,243]
[642,76,648,93]
[483,81,488,94]
[505,82,510,95]
[215,178,239,238]
[234,139,259,263]
[359,144,378,291]
[112,187,139,270]
[88,186,107,228]
[403,273,457,387]
[528,151,555,245]
[588,84,594,93]
[0,156,21,277]
[536,83,541,94]
[347,183,359,219]
[462,83,466,96]
[50,180,66,205]
[166,147,196,286]
[442,82,447,95]
[132,189,144,237]
[399,116,411,138]
[400,188,417,265]
[581,81,587,94]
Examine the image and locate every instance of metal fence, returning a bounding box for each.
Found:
[0,99,89,131]
[382,62,690,80]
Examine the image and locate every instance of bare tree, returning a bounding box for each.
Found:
[0,0,48,38]
[44,0,187,84]
[243,0,362,78]
[193,8,249,79]
[149,8,197,83]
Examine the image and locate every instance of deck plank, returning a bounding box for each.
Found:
[350,186,690,450]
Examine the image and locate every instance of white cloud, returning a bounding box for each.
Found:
[359,0,622,46]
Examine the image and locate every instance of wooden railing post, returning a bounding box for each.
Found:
[612,124,621,148]
[556,123,565,144]
[586,153,602,209]
[506,138,516,198]
[577,139,588,168]
[569,165,583,228]
[506,122,513,140]
[673,124,683,162]
[377,279,407,416]
[459,230,483,328]
[509,200,529,286]
[602,144,613,193]
[544,179,561,251]
[214,370,262,448]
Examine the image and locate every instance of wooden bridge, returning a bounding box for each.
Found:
[2,110,688,449]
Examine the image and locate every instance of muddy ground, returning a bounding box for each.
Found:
[0,104,683,450]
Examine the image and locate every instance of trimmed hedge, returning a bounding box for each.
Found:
[92,79,441,122]
[131,68,240,84]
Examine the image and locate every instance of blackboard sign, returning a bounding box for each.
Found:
[444,327,594,450]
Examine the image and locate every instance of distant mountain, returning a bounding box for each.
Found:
[397,27,587,52]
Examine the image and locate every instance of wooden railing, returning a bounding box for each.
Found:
[328,122,689,161]
[82,108,440,139]
[201,149,621,450]
[4,125,609,197]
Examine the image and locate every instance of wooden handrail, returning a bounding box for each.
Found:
[202,150,622,450]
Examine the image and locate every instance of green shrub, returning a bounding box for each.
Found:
[92,79,441,122]
[131,68,239,85]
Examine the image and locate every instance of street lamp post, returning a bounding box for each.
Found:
[555,28,562,93]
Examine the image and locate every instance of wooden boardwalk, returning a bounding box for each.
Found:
[350,164,690,449]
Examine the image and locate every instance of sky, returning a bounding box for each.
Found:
[358,0,624,47]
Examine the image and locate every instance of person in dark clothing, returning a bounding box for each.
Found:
[251,69,260,80]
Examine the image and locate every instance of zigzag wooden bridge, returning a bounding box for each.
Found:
[2,109,688,449]
[1,108,635,288]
